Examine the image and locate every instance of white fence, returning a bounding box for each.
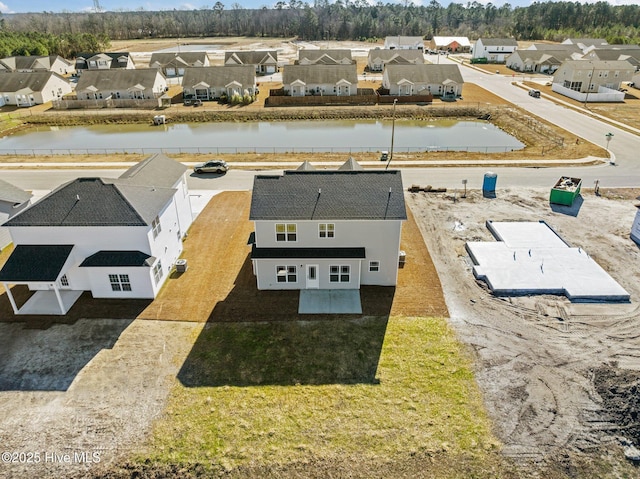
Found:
[551,83,625,103]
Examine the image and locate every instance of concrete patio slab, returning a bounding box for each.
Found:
[298,289,362,314]
[466,221,630,302]
[18,290,83,315]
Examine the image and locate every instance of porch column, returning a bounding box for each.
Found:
[52,285,66,315]
[3,282,18,314]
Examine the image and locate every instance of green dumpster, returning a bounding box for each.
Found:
[550,177,582,206]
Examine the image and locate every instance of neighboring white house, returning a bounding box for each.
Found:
[0,179,32,250]
[506,49,579,74]
[384,36,424,51]
[75,69,168,100]
[472,38,518,63]
[0,55,74,75]
[552,60,634,102]
[149,52,209,77]
[182,65,257,101]
[428,36,471,53]
[249,165,407,291]
[0,154,193,315]
[0,72,72,107]
[297,49,353,65]
[632,205,640,245]
[382,64,464,97]
[75,53,135,73]
[224,51,278,75]
[367,49,424,72]
[282,64,358,97]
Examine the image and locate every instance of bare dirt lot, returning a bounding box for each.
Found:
[409,186,640,470]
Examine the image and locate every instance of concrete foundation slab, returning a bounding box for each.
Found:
[19,290,83,315]
[466,221,630,302]
[298,289,362,314]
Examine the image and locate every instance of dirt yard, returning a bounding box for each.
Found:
[0,190,448,479]
[409,186,640,470]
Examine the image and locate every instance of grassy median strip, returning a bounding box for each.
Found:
[137,315,501,475]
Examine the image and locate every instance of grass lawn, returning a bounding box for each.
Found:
[135,315,505,477]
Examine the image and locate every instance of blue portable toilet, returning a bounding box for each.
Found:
[483,171,497,197]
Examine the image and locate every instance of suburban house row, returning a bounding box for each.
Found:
[0,156,407,316]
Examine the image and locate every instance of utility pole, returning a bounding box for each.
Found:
[386,98,398,170]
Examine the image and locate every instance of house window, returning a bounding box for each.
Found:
[152,216,162,238]
[60,274,69,286]
[276,223,297,242]
[369,261,380,272]
[330,265,351,283]
[276,265,297,283]
[153,261,163,285]
[109,274,132,292]
[319,223,335,238]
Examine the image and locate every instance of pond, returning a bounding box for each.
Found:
[0,119,524,155]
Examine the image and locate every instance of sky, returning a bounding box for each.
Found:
[1,0,638,14]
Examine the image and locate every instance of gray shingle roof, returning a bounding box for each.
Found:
[76,69,163,92]
[182,65,255,88]
[368,49,424,63]
[224,51,278,65]
[5,177,175,227]
[0,178,32,205]
[149,52,208,68]
[251,246,366,259]
[477,38,518,47]
[250,170,406,221]
[298,49,352,63]
[0,55,71,72]
[0,244,73,282]
[384,64,463,85]
[118,153,186,188]
[80,250,155,267]
[283,64,358,85]
[0,72,67,94]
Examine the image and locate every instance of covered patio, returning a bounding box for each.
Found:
[0,244,82,315]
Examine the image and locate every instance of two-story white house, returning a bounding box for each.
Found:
[0,179,32,250]
[249,167,407,291]
[0,154,193,315]
[552,60,634,102]
[472,38,518,63]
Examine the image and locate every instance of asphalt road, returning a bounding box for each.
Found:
[2,59,639,191]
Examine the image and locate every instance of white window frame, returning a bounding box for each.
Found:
[319,223,335,238]
[276,265,297,283]
[369,261,380,272]
[109,274,132,292]
[153,261,163,285]
[276,223,297,242]
[329,265,351,283]
[152,216,162,239]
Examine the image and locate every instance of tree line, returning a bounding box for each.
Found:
[1,1,639,58]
